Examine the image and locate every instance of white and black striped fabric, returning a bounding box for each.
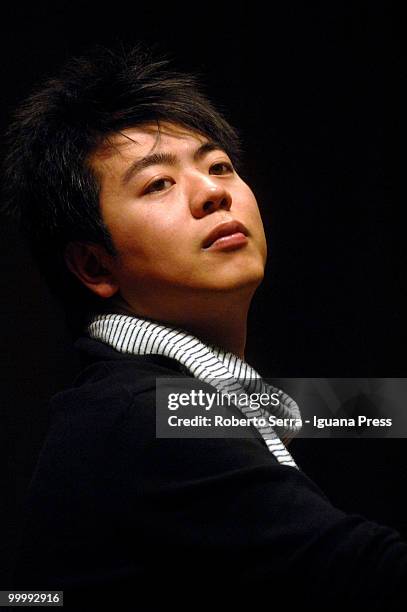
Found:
[87,313,302,469]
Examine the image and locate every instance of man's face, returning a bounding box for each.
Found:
[90,121,267,317]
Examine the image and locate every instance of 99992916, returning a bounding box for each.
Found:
[0,592,63,606]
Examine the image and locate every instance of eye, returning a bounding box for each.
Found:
[143,178,173,195]
[210,161,234,175]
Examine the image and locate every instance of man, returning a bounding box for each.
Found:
[2,44,407,610]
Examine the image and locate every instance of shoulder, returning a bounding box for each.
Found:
[50,336,188,420]
[42,344,188,456]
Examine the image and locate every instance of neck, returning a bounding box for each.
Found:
[176,305,249,359]
[105,289,253,360]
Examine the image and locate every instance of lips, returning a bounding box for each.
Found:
[202,220,249,249]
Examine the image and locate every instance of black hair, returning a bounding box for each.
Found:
[1,42,243,336]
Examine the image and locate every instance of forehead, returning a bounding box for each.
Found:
[91,121,210,167]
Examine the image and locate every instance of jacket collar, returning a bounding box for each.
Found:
[74,335,185,373]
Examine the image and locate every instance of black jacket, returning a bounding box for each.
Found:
[12,336,407,610]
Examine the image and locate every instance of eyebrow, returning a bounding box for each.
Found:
[121,141,225,186]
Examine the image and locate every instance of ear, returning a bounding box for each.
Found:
[64,242,119,299]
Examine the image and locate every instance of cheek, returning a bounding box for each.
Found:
[239,186,268,259]
[236,180,259,211]
[108,210,183,266]
[238,184,265,230]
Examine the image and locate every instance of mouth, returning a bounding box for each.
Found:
[202,220,249,251]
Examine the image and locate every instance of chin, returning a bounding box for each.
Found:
[212,267,265,292]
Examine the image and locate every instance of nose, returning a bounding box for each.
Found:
[189,176,232,218]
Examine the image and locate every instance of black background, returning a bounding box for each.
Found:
[1,0,404,589]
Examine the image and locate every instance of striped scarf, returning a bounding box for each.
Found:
[87,313,301,469]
